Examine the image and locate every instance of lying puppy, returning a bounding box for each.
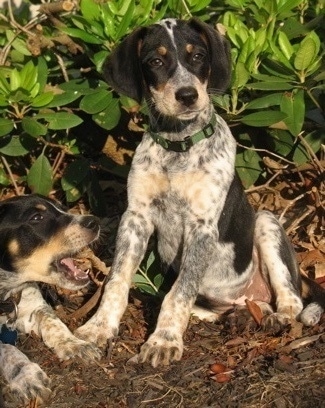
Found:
[0,194,101,401]
[76,18,325,367]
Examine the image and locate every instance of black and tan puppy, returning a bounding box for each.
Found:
[0,194,101,401]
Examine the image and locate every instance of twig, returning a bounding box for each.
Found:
[236,142,295,166]
[279,193,306,223]
[286,206,315,235]
[245,169,282,193]
[296,132,324,173]
[54,52,69,82]
[69,286,102,321]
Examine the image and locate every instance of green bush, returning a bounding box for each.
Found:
[0,0,324,194]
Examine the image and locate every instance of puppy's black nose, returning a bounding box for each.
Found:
[80,216,100,231]
[175,86,198,107]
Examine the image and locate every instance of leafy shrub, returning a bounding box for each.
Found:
[0,0,324,294]
[0,0,323,199]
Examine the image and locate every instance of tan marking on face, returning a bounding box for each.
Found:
[186,44,194,53]
[158,46,167,56]
[8,239,19,256]
[13,224,96,283]
[35,204,46,211]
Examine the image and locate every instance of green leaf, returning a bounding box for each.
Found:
[80,89,112,114]
[278,31,294,60]
[236,134,262,188]
[294,37,317,71]
[245,93,283,110]
[36,57,48,93]
[80,0,101,20]
[115,0,135,40]
[248,81,293,91]
[60,27,102,44]
[20,61,38,92]
[0,72,10,94]
[61,158,89,191]
[27,154,52,195]
[240,111,287,127]
[31,92,54,108]
[0,134,37,156]
[22,117,47,137]
[280,89,305,136]
[46,91,81,108]
[0,118,14,137]
[10,68,21,91]
[92,98,121,130]
[232,62,250,89]
[35,112,83,130]
[0,167,10,186]
[292,130,324,164]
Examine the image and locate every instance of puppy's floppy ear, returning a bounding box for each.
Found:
[102,27,147,103]
[188,18,231,93]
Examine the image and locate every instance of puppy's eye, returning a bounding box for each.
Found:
[192,53,205,62]
[149,58,163,67]
[30,213,44,222]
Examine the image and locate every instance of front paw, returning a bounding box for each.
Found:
[75,318,118,348]
[261,312,291,334]
[138,331,183,367]
[54,337,102,361]
[7,361,51,402]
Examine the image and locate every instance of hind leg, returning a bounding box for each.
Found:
[255,211,303,332]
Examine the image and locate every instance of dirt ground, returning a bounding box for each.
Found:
[1,295,325,408]
[0,129,324,408]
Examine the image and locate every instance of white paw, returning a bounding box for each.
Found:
[75,318,118,348]
[138,330,183,367]
[54,337,102,361]
[6,357,51,401]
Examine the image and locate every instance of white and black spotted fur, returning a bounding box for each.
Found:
[0,195,101,401]
[76,18,325,367]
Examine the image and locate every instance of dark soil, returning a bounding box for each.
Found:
[1,292,325,408]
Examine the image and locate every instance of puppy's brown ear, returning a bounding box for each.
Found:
[103,27,147,103]
[188,18,231,93]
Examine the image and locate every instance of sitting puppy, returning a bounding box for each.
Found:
[0,194,101,401]
[76,18,325,367]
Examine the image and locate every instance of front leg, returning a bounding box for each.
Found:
[16,285,101,361]
[75,209,153,346]
[139,227,217,367]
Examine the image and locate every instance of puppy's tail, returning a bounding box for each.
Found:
[299,274,325,326]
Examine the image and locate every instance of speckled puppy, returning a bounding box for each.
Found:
[0,195,101,402]
[76,18,325,367]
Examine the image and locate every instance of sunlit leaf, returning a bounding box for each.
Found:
[240,111,287,126]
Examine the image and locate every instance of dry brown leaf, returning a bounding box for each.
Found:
[245,299,263,325]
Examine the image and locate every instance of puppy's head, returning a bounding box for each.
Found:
[0,195,100,290]
[103,18,230,120]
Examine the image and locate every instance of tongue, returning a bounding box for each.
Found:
[60,258,89,281]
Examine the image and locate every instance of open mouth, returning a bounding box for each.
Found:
[55,257,90,284]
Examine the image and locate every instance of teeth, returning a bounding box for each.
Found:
[85,269,90,275]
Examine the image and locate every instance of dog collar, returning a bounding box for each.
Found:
[149,115,217,152]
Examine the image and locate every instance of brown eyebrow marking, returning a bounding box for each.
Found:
[158,46,167,56]
[35,204,47,211]
[186,44,194,53]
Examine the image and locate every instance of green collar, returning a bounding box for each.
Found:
[149,115,217,152]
